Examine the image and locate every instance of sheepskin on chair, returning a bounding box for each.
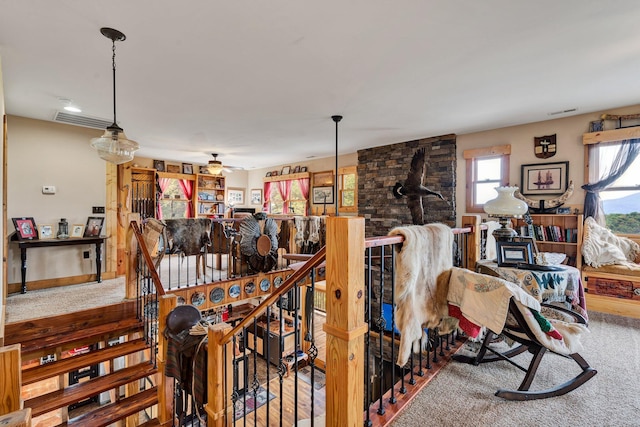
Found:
[389,223,454,366]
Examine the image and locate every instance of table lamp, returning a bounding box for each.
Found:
[483,186,529,241]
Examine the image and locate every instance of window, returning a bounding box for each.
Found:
[588,141,640,234]
[157,177,192,219]
[338,166,357,213]
[464,145,510,213]
[268,179,308,215]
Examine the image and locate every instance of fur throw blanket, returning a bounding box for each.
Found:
[389,223,454,366]
[582,216,640,268]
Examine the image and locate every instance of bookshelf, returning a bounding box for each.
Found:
[195,174,226,217]
[514,214,583,270]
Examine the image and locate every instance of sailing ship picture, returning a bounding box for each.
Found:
[521,161,569,196]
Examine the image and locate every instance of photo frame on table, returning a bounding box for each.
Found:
[71,224,85,238]
[250,188,263,205]
[228,188,245,205]
[12,217,38,240]
[496,241,534,267]
[153,159,166,172]
[313,186,334,204]
[520,161,569,196]
[84,217,105,237]
[39,224,54,239]
[182,163,193,174]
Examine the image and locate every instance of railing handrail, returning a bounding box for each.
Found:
[130,220,166,296]
[364,225,477,248]
[221,245,327,343]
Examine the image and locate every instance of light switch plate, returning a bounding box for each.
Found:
[42,185,56,194]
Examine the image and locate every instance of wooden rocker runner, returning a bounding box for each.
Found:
[454,299,597,400]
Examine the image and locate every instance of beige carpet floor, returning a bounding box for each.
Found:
[5,277,127,323]
[391,311,640,427]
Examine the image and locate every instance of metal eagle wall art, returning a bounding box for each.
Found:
[392,147,447,225]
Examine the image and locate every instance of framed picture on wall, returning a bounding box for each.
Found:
[153,159,165,172]
[521,161,569,196]
[84,217,105,237]
[228,188,245,205]
[12,217,38,240]
[312,186,334,204]
[182,163,193,174]
[250,188,263,205]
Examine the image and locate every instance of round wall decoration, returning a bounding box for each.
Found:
[274,276,283,288]
[229,284,241,298]
[177,296,186,305]
[210,287,225,303]
[260,278,271,292]
[245,281,256,294]
[191,291,206,307]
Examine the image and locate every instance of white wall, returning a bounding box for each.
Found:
[6,116,107,285]
[456,103,640,225]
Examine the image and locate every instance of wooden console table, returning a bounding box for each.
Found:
[10,234,106,294]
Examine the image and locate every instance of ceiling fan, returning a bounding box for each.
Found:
[202,153,243,175]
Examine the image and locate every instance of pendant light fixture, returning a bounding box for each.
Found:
[206,153,224,175]
[332,115,342,217]
[90,27,139,164]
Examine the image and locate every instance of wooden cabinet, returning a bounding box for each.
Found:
[195,174,226,217]
[514,214,583,270]
[131,167,156,219]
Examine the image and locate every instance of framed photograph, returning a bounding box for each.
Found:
[12,217,38,240]
[153,159,165,172]
[281,166,291,175]
[313,170,334,186]
[313,186,334,204]
[182,163,193,174]
[84,217,105,237]
[589,120,604,132]
[520,161,569,196]
[271,170,279,176]
[300,166,308,172]
[250,188,263,205]
[166,164,181,173]
[496,241,534,267]
[70,224,85,238]
[228,188,245,205]
[557,207,571,214]
[293,166,300,174]
[39,224,54,239]
[513,236,538,255]
[266,171,272,177]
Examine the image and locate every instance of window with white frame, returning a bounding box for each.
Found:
[464,145,510,213]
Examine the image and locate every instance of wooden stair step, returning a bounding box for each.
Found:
[25,361,157,417]
[19,318,144,355]
[66,386,158,427]
[138,418,162,427]
[22,338,149,385]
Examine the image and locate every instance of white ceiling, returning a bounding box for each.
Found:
[2,1,640,170]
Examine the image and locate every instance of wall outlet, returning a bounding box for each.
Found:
[83,251,90,259]
[42,185,56,194]
[92,206,105,214]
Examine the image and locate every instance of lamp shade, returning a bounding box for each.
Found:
[90,125,140,165]
[483,186,528,217]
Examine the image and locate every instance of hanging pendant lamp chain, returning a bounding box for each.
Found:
[111,38,118,126]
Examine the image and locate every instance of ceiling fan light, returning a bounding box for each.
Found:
[90,125,140,165]
[206,161,224,175]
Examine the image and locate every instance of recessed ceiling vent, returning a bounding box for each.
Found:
[548,108,578,116]
[53,111,113,130]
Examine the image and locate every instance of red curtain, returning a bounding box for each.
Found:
[179,179,194,217]
[297,177,310,215]
[263,181,272,212]
[277,180,292,214]
[156,177,171,220]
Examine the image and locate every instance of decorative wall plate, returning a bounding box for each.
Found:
[274,276,283,288]
[191,291,206,307]
[245,281,256,294]
[177,296,186,305]
[210,287,225,303]
[229,284,241,298]
[260,278,271,292]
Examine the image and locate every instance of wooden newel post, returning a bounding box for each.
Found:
[206,323,233,427]
[157,294,178,425]
[0,344,22,415]
[462,214,482,269]
[323,216,367,427]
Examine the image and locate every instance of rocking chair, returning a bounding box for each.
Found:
[453,299,597,401]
